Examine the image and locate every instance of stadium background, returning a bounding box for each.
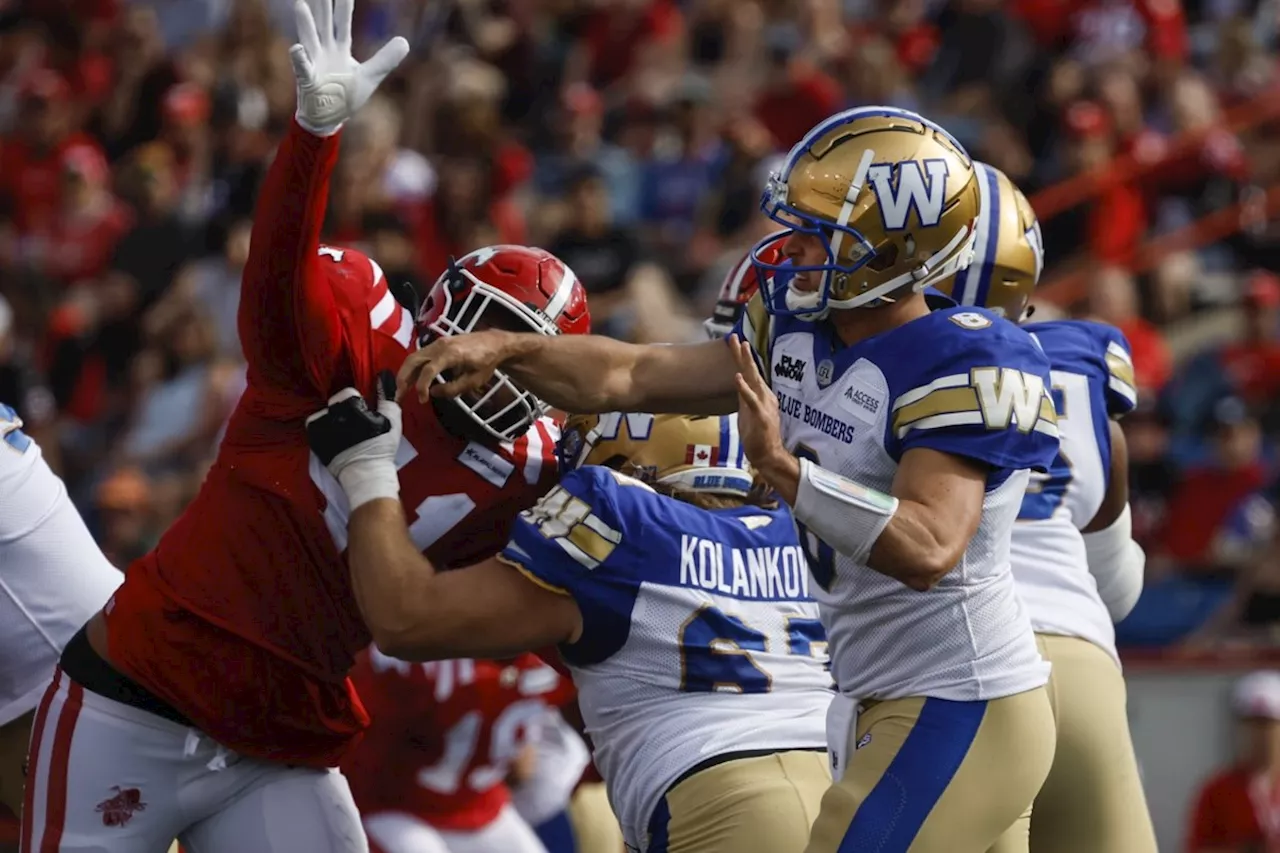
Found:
[1,0,1278,848]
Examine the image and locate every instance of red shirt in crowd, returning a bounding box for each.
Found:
[1159,462,1268,566]
[754,67,843,151]
[42,200,132,286]
[1220,342,1280,408]
[1012,0,1187,61]
[0,133,103,236]
[1189,766,1280,852]
[580,0,681,87]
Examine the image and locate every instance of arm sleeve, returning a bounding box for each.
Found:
[889,317,1060,476]
[237,119,346,402]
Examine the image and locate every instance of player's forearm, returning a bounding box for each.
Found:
[500,334,735,415]
[237,120,338,361]
[348,499,441,655]
[866,503,965,591]
[497,332,655,412]
[778,452,973,592]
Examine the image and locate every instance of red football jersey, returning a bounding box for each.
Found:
[345,650,574,831]
[101,120,559,768]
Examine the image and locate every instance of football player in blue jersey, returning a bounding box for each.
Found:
[934,162,1157,853]
[305,394,835,853]
[397,106,1062,853]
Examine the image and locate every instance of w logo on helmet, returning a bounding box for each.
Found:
[867,160,950,231]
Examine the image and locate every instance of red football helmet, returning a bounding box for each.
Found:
[418,245,591,443]
[704,231,789,339]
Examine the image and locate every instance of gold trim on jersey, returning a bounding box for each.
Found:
[1040,394,1058,424]
[497,555,574,597]
[566,516,622,565]
[1104,342,1139,409]
[892,387,981,436]
[1104,351,1136,392]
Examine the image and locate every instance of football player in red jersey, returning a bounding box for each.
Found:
[347,652,582,853]
[20,0,587,850]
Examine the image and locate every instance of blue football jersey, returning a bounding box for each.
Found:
[732,291,1057,702]
[498,465,831,851]
[1011,319,1138,662]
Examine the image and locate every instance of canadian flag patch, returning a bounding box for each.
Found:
[685,444,717,466]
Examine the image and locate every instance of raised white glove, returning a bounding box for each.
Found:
[289,0,409,136]
[306,374,402,510]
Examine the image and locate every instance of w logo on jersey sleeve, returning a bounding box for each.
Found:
[867,160,950,230]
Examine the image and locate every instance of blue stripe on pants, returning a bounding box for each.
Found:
[838,698,988,852]
[534,810,578,853]
[646,796,672,853]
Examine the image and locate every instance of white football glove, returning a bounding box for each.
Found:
[289,0,409,136]
[306,373,402,510]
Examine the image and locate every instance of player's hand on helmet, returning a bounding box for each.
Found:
[730,336,790,476]
[306,371,402,510]
[396,331,511,404]
[289,0,409,136]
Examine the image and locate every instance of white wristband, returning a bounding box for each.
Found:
[794,457,898,566]
[337,459,400,511]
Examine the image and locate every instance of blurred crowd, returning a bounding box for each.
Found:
[1,0,1279,649]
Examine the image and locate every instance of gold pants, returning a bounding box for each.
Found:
[806,688,1056,853]
[1030,634,1157,853]
[569,782,624,853]
[649,750,830,853]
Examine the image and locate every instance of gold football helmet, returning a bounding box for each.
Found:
[559,412,754,498]
[934,161,1043,322]
[752,106,981,316]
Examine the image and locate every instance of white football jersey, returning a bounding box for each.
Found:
[738,296,1059,702]
[499,464,832,852]
[0,404,121,722]
[1011,321,1138,665]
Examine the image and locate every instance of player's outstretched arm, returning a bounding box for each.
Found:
[306,381,582,659]
[1082,418,1145,620]
[238,0,407,396]
[346,502,583,659]
[397,331,739,415]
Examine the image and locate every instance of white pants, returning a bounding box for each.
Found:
[22,669,366,852]
[363,805,547,853]
[509,711,589,828]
